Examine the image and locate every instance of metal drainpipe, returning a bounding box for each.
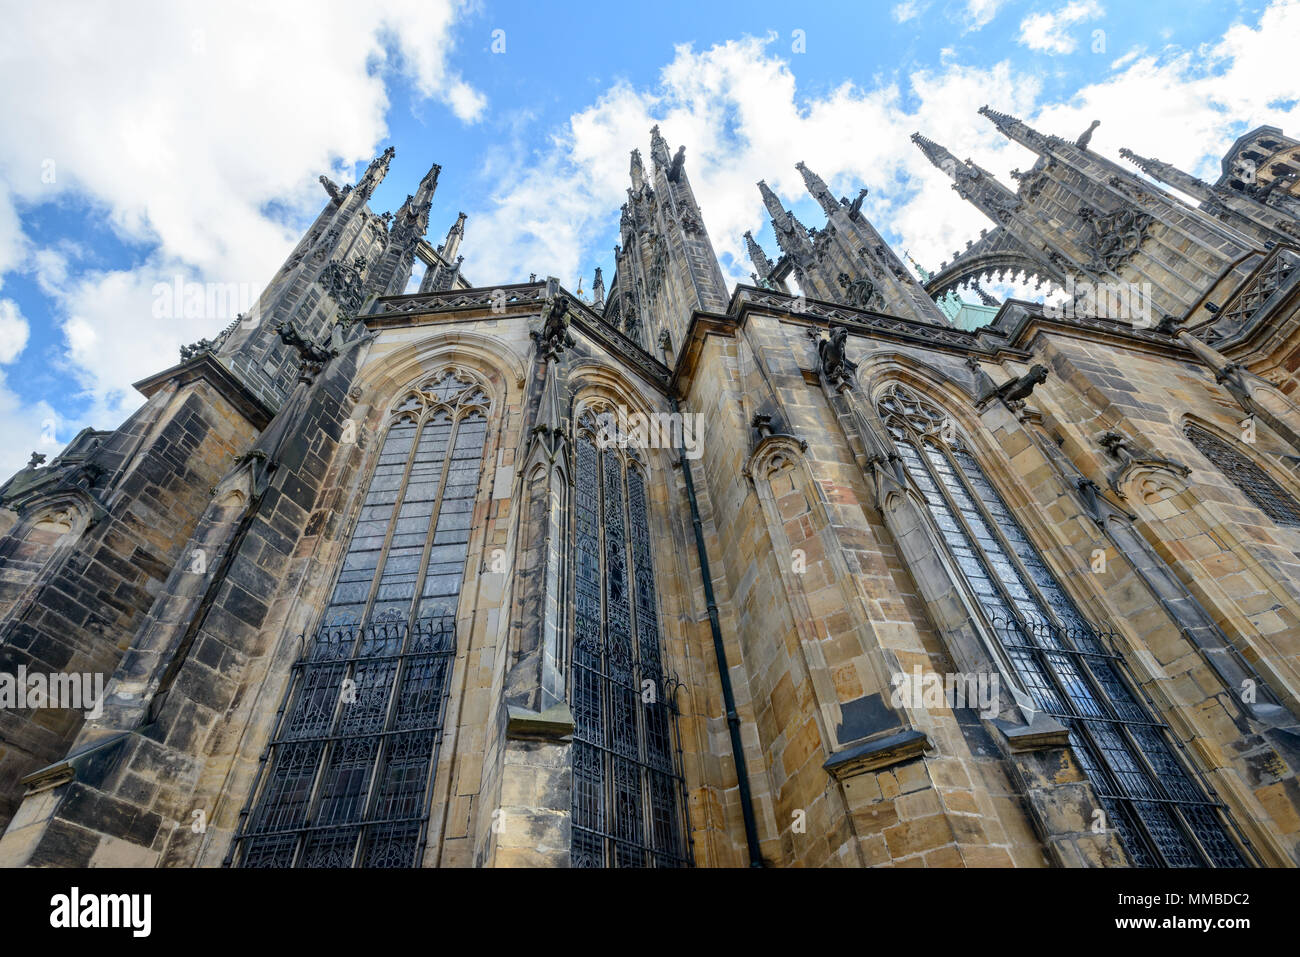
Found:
[669,394,764,867]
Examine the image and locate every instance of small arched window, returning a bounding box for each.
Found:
[569,407,691,868]
[233,369,490,868]
[877,383,1246,867]
[1183,422,1300,527]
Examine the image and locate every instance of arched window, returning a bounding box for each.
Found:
[877,383,1246,868]
[232,369,490,868]
[569,408,691,867]
[1184,422,1300,526]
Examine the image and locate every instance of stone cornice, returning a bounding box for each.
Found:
[363,282,672,393]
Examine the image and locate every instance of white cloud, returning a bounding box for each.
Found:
[0,0,482,474]
[893,1,926,23]
[965,0,1013,31]
[1110,46,1144,71]
[465,38,1041,293]
[1018,1,1105,54]
[1026,0,1300,182]
[468,0,1300,313]
[0,300,30,364]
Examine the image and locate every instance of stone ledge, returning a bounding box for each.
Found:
[18,730,131,795]
[133,351,275,430]
[992,713,1071,752]
[823,728,930,780]
[506,701,575,742]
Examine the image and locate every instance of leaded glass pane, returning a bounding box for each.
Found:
[570,422,691,868]
[877,383,1246,868]
[1185,423,1300,526]
[233,374,489,868]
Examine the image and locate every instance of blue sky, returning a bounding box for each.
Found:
[0,0,1294,475]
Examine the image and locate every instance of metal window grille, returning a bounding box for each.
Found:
[228,370,489,867]
[570,424,692,868]
[1184,423,1300,527]
[877,383,1250,867]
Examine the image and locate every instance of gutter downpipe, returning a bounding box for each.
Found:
[670,393,764,867]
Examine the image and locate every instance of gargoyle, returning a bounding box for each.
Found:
[983,364,1048,407]
[532,295,575,359]
[837,272,877,310]
[276,319,339,385]
[818,325,858,388]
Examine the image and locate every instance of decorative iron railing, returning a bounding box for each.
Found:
[570,634,693,868]
[227,616,456,868]
[992,615,1252,868]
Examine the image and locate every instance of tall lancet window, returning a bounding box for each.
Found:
[570,408,691,867]
[1183,422,1300,527]
[877,383,1247,868]
[231,370,490,868]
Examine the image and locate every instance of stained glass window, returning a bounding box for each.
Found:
[877,383,1247,868]
[570,410,691,867]
[231,370,489,868]
[1184,422,1300,527]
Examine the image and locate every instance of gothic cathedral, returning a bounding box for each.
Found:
[2,112,1300,869]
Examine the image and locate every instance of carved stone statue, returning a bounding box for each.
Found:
[818,325,858,388]
[532,294,575,360]
[319,175,344,204]
[667,146,685,183]
[846,187,868,221]
[837,272,877,311]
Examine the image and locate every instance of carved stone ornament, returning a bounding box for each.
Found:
[817,325,858,389]
[318,256,370,313]
[1078,205,1153,275]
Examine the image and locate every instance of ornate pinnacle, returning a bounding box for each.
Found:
[649,125,671,168]
[977,106,1049,152]
[911,132,964,177]
[795,161,840,217]
[743,230,775,276]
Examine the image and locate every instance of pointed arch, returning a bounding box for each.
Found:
[567,396,692,868]
[0,494,95,624]
[870,379,1248,868]
[1181,417,1300,528]
[352,329,526,413]
[231,360,499,869]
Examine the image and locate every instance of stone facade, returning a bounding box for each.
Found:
[1,109,1300,868]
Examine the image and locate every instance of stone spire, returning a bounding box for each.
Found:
[911,132,964,177]
[371,159,440,296]
[439,211,467,263]
[649,124,672,169]
[356,145,396,200]
[591,266,605,311]
[757,180,810,260]
[912,133,1023,224]
[744,230,775,278]
[611,127,729,357]
[796,161,841,217]
[1120,147,1300,243]
[977,105,1051,153]
[1120,146,1233,205]
[757,179,789,227]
